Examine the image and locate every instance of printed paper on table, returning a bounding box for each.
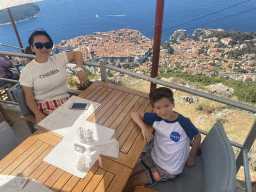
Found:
[38,96,101,136]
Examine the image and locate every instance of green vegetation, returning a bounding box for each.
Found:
[0,3,40,24]
[67,68,94,90]
[161,42,174,54]
[160,70,256,103]
[207,31,256,42]
[227,43,256,60]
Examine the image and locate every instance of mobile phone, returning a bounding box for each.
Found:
[69,102,90,110]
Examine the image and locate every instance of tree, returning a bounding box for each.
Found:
[168,46,174,55]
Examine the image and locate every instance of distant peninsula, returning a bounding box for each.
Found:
[0,3,40,25]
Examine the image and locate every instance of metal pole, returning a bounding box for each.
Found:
[243,149,252,192]
[150,0,165,92]
[7,8,24,50]
[99,59,107,82]
[236,119,256,172]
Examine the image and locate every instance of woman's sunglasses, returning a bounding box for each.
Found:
[33,42,53,50]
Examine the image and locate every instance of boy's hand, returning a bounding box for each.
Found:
[186,155,195,167]
[142,128,154,143]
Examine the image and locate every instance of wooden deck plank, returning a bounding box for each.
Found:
[82,168,106,192]
[36,165,58,184]
[87,86,108,101]
[103,94,136,128]
[22,146,54,177]
[95,156,132,192]
[60,175,80,192]
[117,100,151,150]
[112,98,149,139]
[86,89,121,122]
[29,162,50,180]
[94,172,115,192]
[95,92,129,125]
[0,140,44,175]
[77,81,101,98]
[51,172,73,192]
[89,91,128,124]
[71,166,98,192]
[0,130,45,172]
[10,142,49,176]
[104,95,140,129]
[44,168,65,189]
[121,101,154,153]
[84,85,104,100]
[94,87,114,103]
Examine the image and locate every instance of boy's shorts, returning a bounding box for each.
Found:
[139,152,176,185]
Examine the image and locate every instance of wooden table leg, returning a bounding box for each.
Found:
[0,103,13,126]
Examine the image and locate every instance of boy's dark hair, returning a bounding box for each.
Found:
[149,87,174,107]
[28,29,53,46]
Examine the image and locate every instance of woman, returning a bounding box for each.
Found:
[0,54,18,86]
[20,29,89,123]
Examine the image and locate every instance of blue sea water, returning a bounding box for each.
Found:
[0,0,256,52]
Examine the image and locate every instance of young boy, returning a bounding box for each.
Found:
[124,87,201,191]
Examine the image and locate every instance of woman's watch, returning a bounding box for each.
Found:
[76,67,83,72]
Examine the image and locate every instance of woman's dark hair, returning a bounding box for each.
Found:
[24,46,35,55]
[149,87,174,107]
[28,29,53,46]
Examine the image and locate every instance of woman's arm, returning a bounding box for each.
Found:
[22,86,45,124]
[131,112,154,143]
[66,51,89,86]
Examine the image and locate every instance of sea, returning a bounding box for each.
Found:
[0,0,256,52]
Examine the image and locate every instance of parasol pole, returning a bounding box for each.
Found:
[7,8,24,50]
[150,0,165,92]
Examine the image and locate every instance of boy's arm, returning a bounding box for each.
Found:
[131,112,154,143]
[187,132,201,167]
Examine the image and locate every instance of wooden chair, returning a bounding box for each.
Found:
[144,122,237,192]
[9,83,83,133]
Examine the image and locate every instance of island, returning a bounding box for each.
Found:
[0,3,40,25]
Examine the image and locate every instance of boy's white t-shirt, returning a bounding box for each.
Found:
[19,52,70,103]
[143,112,198,175]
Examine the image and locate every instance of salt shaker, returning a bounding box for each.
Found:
[77,127,86,143]
[85,129,95,145]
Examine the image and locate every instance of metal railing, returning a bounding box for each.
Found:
[0,50,253,191]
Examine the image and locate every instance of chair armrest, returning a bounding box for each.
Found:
[20,115,36,124]
[67,88,83,96]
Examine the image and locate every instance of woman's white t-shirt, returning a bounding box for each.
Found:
[19,52,70,103]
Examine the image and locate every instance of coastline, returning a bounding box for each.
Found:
[0,13,40,26]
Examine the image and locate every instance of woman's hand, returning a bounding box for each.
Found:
[142,128,154,143]
[35,113,46,124]
[77,71,89,86]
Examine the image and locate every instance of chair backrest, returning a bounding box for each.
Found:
[201,122,236,192]
[0,121,19,160]
[11,83,34,116]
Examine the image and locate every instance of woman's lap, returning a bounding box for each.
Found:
[38,97,70,116]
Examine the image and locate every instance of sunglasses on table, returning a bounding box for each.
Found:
[33,42,53,50]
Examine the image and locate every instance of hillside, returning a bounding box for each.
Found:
[0,3,40,24]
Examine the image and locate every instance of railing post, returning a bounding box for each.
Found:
[99,59,107,82]
[236,119,256,172]
[243,149,252,192]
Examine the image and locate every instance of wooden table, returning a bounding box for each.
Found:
[0,81,153,192]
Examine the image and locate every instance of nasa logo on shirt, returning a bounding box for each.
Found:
[170,132,181,142]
